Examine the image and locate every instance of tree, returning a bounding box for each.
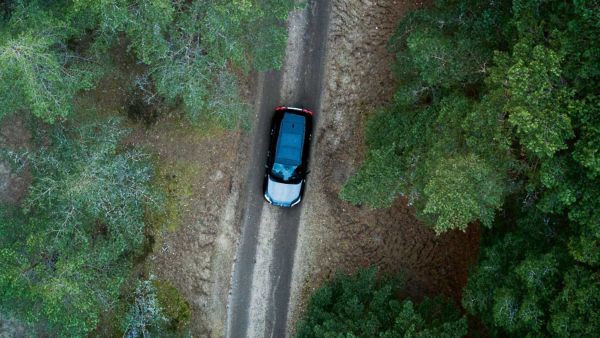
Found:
[422,154,503,233]
[339,144,405,208]
[462,208,600,337]
[343,0,600,335]
[0,118,159,336]
[0,2,100,123]
[341,1,514,231]
[0,0,297,126]
[490,43,574,159]
[296,268,467,338]
[120,278,192,337]
[70,0,296,126]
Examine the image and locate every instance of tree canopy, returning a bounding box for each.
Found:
[0,0,296,126]
[297,268,467,338]
[0,1,296,335]
[0,119,158,335]
[343,0,600,335]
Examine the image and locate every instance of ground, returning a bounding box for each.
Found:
[0,45,250,336]
[0,2,482,336]
[74,48,251,336]
[127,119,243,336]
[0,104,33,338]
[0,115,31,205]
[289,0,481,330]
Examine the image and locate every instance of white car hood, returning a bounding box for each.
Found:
[266,176,302,206]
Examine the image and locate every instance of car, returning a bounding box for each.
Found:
[263,106,313,207]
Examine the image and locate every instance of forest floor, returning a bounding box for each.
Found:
[63,47,252,336]
[0,116,31,337]
[288,0,481,330]
[0,44,249,336]
[0,115,31,205]
[1,1,482,336]
[125,118,244,337]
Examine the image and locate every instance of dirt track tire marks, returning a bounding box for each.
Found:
[226,70,282,338]
[226,1,330,337]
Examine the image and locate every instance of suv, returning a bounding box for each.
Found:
[263,106,313,207]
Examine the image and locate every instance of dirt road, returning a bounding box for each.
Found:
[225,1,331,338]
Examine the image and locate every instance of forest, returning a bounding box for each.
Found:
[0,0,294,336]
[323,0,599,337]
[1,0,599,337]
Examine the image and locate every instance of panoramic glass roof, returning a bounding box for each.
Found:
[274,113,306,165]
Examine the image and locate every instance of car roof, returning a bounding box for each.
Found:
[274,112,306,166]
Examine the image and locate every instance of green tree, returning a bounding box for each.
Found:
[422,154,503,233]
[0,2,100,122]
[462,208,600,337]
[341,1,513,231]
[71,0,296,126]
[0,0,296,126]
[0,118,159,336]
[491,43,575,159]
[344,0,600,335]
[340,144,404,208]
[297,268,467,338]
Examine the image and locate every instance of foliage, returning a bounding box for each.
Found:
[120,277,191,338]
[422,154,503,233]
[123,277,167,338]
[498,43,574,159]
[69,0,296,126]
[0,0,298,336]
[0,0,296,126]
[154,279,192,335]
[0,118,159,336]
[462,208,600,337]
[461,5,600,334]
[343,0,600,235]
[341,0,514,230]
[340,144,404,208]
[0,2,101,123]
[343,0,600,335]
[296,268,467,338]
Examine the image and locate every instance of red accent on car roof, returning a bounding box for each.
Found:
[275,106,313,115]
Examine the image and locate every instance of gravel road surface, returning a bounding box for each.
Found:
[226,1,331,338]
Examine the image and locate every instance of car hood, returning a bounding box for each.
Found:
[265,175,302,206]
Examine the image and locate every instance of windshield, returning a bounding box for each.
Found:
[271,163,301,182]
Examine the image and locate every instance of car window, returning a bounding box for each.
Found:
[274,113,305,166]
[271,112,306,182]
[275,133,303,164]
[271,163,301,181]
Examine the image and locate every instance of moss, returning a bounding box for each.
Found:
[154,280,192,335]
[160,111,226,140]
[146,160,201,235]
